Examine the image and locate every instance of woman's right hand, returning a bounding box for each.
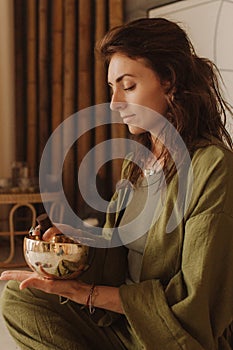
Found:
[42,223,83,243]
[41,222,108,246]
[42,225,62,241]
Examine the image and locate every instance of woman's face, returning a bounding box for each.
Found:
[108,53,169,135]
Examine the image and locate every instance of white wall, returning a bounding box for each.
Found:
[149,0,233,136]
[124,0,179,21]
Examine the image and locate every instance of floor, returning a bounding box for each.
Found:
[0,237,26,349]
[0,282,20,349]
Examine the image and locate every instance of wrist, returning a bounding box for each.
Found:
[81,283,98,314]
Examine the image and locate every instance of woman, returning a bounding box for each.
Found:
[1,18,233,350]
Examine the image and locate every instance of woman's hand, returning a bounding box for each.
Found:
[0,270,124,314]
[41,223,92,244]
[0,270,89,304]
[42,225,62,241]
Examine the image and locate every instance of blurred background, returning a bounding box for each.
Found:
[0,0,186,270]
[0,0,232,231]
[0,0,232,348]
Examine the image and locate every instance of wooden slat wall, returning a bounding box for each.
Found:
[26,0,38,177]
[14,0,126,218]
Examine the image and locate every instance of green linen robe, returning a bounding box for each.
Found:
[1,138,233,349]
[83,138,233,349]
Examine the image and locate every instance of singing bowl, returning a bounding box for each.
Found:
[23,237,90,279]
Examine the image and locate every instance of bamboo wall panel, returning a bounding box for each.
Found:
[14,0,26,161]
[26,0,38,176]
[0,0,15,177]
[94,0,108,187]
[62,0,77,210]
[38,0,50,158]
[51,0,63,175]
[109,0,123,28]
[76,0,93,211]
[108,0,127,188]
[51,0,63,130]
[14,0,124,218]
[94,0,108,105]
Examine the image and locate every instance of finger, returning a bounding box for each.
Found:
[42,226,61,241]
[19,276,49,290]
[0,270,36,281]
[19,276,67,294]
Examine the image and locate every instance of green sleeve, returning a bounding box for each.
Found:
[119,146,233,349]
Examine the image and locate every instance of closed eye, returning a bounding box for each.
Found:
[124,84,136,91]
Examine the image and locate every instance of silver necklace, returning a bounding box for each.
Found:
[143,168,156,177]
[143,158,164,177]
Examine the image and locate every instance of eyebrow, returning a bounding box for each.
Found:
[108,74,136,86]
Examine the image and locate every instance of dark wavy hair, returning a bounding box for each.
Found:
[97,18,233,184]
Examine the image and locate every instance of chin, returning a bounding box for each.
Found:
[128,125,146,135]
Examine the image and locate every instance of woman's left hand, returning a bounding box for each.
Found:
[0,270,89,305]
[0,270,124,314]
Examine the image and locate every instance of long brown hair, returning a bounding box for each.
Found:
[97,18,233,184]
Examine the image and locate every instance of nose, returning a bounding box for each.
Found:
[110,101,127,111]
[110,90,127,111]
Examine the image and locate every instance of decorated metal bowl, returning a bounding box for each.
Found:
[23,236,90,279]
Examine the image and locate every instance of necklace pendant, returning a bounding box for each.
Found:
[143,168,155,177]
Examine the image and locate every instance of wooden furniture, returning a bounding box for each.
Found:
[0,192,64,267]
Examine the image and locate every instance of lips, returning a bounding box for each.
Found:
[121,114,136,124]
